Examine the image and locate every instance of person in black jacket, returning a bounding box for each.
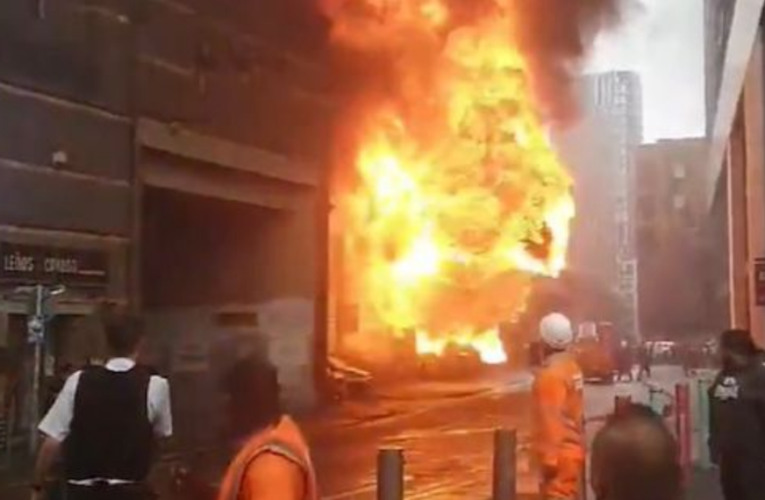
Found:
[708,329,765,500]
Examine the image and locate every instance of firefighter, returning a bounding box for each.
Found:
[217,355,317,500]
[533,313,585,500]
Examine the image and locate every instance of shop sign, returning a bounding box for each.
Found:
[0,242,108,288]
[755,258,765,306]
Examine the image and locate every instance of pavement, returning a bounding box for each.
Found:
[0,365,725,500]
[687,467,723,500]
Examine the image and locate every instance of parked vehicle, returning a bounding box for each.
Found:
[573,322,616,383]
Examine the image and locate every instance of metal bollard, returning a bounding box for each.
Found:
[492,428,517,500]
[377,447,405,500]
[614,395,632,416]
[675,383,691,473]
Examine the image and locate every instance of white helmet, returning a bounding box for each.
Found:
[539,313,574,350]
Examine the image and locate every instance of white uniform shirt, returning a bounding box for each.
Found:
[39,357,173,442]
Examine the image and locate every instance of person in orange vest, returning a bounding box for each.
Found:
[532,313,585,500]
[217,355,317,500]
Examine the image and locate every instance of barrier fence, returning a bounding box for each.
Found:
[585,377,714,480]
[648,376,715,470]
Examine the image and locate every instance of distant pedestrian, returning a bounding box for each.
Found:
[532,313,585,500]
[217,355,317,500]
[32,306,172,500]
[616,341,633,382]
[708,329,765,500]
[680,344,695,376]
[637,342,652,380]
[591,403,682,500]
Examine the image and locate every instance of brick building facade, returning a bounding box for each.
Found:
[635,138,709,338]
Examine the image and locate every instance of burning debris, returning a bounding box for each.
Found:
[323,0,624,364]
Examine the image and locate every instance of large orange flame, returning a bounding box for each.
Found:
[327,0,575,365]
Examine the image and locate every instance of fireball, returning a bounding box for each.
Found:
[326,0,575,364]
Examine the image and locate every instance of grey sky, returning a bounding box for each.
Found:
[586,0,705,142]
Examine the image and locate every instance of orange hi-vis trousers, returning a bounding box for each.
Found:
[541,458,584,500]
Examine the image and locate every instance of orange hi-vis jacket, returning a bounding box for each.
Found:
[217,416,318,500]
[532,351,585,468]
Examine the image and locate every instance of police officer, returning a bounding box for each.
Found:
[708,329,765,500]
[31,306,172,500]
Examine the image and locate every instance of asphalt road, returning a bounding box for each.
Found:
[312,365,697,500]
[314,383,532,500]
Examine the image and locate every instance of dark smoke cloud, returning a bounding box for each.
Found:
[510,0,628,123]
[318,0,629,124]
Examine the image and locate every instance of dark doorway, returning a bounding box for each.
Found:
[141,187,276,309]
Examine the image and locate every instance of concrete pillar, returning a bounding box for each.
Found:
[729,109,750,330]
[0,312,7,347]
[744,30,765,347]
[328,210,342,355]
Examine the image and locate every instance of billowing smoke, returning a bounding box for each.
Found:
[319,0,629,123]
[511,0,626,122]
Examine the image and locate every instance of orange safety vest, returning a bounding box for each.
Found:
[532,351,585,468]
[217,416,318,500]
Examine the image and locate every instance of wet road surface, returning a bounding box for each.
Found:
[313,366,691,500]
[313,382,531,500]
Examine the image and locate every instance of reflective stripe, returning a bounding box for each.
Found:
[226,440,309,500]
[261,442,308,467]
[67,479,136,486]
[561,436,582,447]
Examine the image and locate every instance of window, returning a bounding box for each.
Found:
[640,199,656,221]
[672,162,686,179]
[673,194,686,210]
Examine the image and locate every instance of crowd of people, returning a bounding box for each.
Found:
[613,338,717,384]
[26,305,765,500]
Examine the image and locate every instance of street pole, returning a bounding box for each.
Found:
[614,395,632,416]
[696,377,712,467]
[16,284,65,453]
[28,285,44,453]
[675,383,691,474]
